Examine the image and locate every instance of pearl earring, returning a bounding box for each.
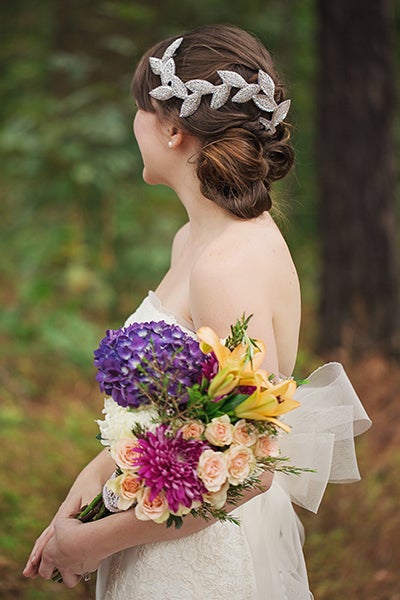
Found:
[168,140,173,148]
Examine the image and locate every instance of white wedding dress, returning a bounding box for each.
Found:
[96,291,371,600]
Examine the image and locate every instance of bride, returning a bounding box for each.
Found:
[23,25,370,599]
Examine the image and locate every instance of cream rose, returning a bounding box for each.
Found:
[105,473,142,510]
[232,419,259,447]
[134,488,170,523]
[225,445,256,485]
[172,500,201,517]
[180,421,205,440]
[254,435,279,458]
[197,448,228,492]
[205,415,234,447]
[110,437,140,470]
[204,480,229,509]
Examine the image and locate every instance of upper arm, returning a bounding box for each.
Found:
[189,247,279,375]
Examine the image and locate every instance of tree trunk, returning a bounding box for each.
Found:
[316,0,399,356]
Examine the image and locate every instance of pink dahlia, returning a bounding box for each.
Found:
[134,425,207,514]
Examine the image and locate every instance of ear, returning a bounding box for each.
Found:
[167,125,184,149]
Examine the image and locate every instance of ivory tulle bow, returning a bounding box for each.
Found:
[275,362,372,513]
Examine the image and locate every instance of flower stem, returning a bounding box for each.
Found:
[76,492,104,523]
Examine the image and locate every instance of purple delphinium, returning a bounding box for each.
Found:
[94,320,204,409]
[134,425,207,513]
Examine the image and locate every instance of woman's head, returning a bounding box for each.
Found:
[132,25,294,219]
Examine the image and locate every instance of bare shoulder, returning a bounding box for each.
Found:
[171,222,190,266]
[189,214,300,375]
[192,215,298,290]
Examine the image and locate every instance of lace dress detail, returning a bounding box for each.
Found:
[96,292,371,600]
[98,519,256,600]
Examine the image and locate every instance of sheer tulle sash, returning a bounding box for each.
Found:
[275,362,371,513]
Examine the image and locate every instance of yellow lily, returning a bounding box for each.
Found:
[233,379,300,432]
[197,326,266,398]
[207,368,241,399]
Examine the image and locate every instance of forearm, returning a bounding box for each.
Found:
[58,448,115,517]
[79,470,274,562]
[27,464,273,581]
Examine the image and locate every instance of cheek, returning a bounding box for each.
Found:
[133,114,142,142]
[133,110,151,141]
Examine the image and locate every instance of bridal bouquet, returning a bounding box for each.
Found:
[91,315,305,528]
[53,315,305,581]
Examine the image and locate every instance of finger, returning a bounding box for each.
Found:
[22,559,40,578]
[60,571,81,588]
[37,543,58,582]
[24,548,41,571]
[30,525,54,560]
[23,543,47,576]
[24,525,55,573]
[38,559,56,581]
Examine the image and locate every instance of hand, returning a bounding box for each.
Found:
[36,517,101,587]
[23,496,81,579]
[23,493,84,580]
[23,449,114,582]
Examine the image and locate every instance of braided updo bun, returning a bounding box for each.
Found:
[132,25,294,219]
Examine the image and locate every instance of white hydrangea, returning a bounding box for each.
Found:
[96,397,158,446]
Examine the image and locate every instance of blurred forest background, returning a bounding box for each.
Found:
[1,1,399,599]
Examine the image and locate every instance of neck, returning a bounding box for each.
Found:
[167,154,237,244]
[181,186,237,244]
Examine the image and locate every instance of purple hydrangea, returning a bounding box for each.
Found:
[134,425,207,513]
[94,320,204,409]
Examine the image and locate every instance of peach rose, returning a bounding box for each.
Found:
[232,419,259,447]
[134,488,170,524]
[254,435,279,458]
[105,473,142,510]
[180,421,205,440]
[110,437,140,470]
[197,448,228,492]
[205,415,234,447]
[204,480,229,509]
[225,445,256,485]
[119,473,142,499]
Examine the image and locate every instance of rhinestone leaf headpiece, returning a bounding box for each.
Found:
[149,37,290,134]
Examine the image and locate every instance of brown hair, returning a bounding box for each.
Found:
[132,25,294,219]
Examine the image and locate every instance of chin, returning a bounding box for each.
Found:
[142,168,166,187]
[142,168,156,185]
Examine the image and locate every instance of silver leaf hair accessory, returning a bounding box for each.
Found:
[149,37,291,133]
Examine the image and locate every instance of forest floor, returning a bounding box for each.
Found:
[1,351,399,600]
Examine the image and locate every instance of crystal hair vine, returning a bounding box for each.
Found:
[149,37,291,134]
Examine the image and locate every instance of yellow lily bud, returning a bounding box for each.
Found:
[208,369,240,399]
